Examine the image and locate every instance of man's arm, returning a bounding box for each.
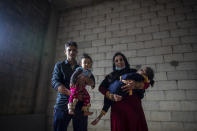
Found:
[51,63,70,96]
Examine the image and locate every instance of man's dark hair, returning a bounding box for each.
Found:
[65,41,78,49]
[81,53,93,63]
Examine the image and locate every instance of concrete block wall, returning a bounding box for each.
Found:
[48,0,197,131]
[0,1,51,131]
[0,0,50,115]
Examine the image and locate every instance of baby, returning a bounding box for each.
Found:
[91,67,154,125]
[68,53,95,116]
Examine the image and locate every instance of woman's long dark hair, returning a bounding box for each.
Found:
[112,52,130,71]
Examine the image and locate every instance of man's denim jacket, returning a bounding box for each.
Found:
[52,60,79,110]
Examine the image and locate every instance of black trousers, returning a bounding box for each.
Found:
[53,102,88,131]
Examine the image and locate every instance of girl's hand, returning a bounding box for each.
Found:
[106,91,122,101]
[113,94,122,102]
[121,80,135,93]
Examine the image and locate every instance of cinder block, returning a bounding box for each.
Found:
[144,39,161,48]
[92,39,105,47]
[80,29,92,35]
[84,47,98,54]
[136,34,152,41]
[97,60,111,67]
[106,24,119,31]
[160,101,181,111]
[91,53,105,60]
[142,12,157,19]
[171,29,189,37]
[112,30,127,37]
[176,62,197,71]
[98,32,112,39]
[172,112,195,122]
[106,37,120,45]
[142,101,160,110]
[155,46,172,55]
[85,34,97,41]
[186,90,197,100]
[128,27,142,35]
[150,111,171,121]
[155,80,177,90]
[146,55,163,64]
[162,37,179,46]
[125,15,141,22]
[153,31,170,39]
[120,22,135,30]
[98,19,111,26]
[133,7,149,15]
[143,25,159,33]
[159,22,177,31]
[184,123,197,131]
[111,17,125,24]
[128,42,145,49]
[177,21,196,28]
[168,14,185,22]
[164,54,183,62]
[184,52,197,61]
[165,90,186,100]
[161,122,184,131]
[112,44,127,51]
[148,122,162,131]
[181,36,197,43]
[167,71,188,80]
[155,72,167,81]
[151,17,167,25]
[180,101,197,111]
[98,46,112,53]
[178,80,197,89]
[123,50,137,58]
[120,36,136,43]
[129,57,146,65]
[92,15,105,22]
[136,20,150,27]
[158,9,174,16]
[72,24,85,31]
[93,27,105,34]
[78,41,92,48]
[145,91,165,101]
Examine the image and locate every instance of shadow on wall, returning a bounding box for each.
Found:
[0,114,45,131]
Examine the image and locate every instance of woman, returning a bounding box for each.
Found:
[98,52,148,131]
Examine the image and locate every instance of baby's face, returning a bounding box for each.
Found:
[137,68,146,75]
[81,58,92,70]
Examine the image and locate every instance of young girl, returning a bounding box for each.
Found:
[91,67,154,125]
[68,53,95,116]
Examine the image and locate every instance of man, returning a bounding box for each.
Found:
[52,41,87,131]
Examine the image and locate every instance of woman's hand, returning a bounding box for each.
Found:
[113,94,122,102]
[106,91,122,102]
[121,80,135,93]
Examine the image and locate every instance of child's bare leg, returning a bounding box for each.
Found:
[91,110,106,125]
[68,98,78,115]
[68,103,74,115]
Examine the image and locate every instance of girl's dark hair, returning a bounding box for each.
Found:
[65,41,78,49]
[112,52,130,71]
[145,67,155,87]
[81,53,93,63]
